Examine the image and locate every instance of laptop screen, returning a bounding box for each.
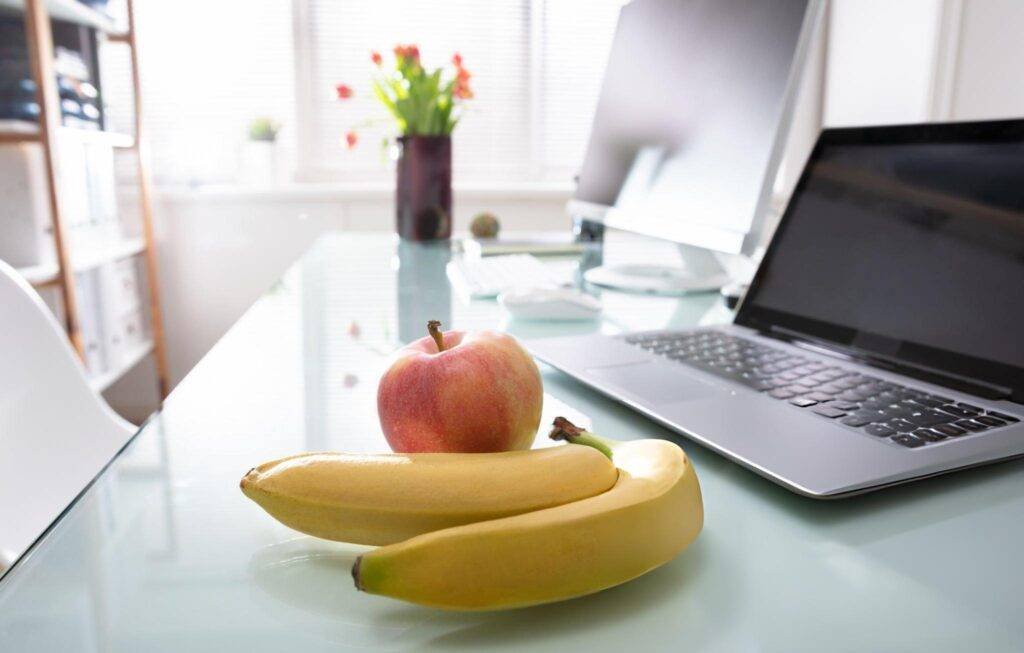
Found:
[736,119,1024,400]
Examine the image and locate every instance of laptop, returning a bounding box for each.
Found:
[530,119,1024,498]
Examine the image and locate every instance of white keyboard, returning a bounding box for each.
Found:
[447,254,562,299]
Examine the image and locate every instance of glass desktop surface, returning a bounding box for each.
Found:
[1,233,1021,652]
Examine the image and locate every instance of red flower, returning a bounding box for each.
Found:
[454,76,473,100]
[371,51,382,66]
[335,84,354,100]
[453,63,473,100]
[393,43,420,63]
[452,52,463,67]
[344,131,358,149]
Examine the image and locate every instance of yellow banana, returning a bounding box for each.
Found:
[353,418,703,610]
[240,444,618,546]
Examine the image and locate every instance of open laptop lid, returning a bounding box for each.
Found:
[735,119,1024,403]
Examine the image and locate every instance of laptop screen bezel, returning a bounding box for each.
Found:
[735,118,1024,403]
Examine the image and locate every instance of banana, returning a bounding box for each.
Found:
[240,443,618,546]
[352,418,703,610]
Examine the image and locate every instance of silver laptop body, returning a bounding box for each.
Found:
[532,120,1024,498]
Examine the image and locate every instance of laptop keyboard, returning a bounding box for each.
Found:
[622,330,1020,449]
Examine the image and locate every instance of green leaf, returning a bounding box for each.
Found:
[365,61,462,136]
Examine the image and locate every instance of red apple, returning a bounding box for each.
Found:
[377,320,543,453]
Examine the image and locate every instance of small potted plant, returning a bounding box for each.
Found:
[240,117,281,184]
[336,45,473,241]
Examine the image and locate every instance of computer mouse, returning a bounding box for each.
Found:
[498,288,603,321]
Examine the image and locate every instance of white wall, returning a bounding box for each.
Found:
[823,0,1024,126]
[948,0,1024,119]
[825,0,947,126]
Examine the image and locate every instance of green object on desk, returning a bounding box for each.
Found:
[0,233,1021,651]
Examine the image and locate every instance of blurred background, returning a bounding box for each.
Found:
[2,0,1022,420]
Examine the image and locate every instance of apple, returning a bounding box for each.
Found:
[377,320,543,453]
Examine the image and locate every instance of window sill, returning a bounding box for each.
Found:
[154,181,575,204]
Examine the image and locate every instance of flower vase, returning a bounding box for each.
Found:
[396,135,452,241]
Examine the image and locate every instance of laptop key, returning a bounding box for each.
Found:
[907,397,943,409]
[807,391,835,401]
[875,391,901,404]
[886,418,917,432]
[892,434,926,448]
[907,409,955,427]
[881,405,915,419]
[769,388,796,399]
[790,397,818,408]
[828,400,860,411]
[933,423,967,437]
[864,424,896,437]
[973,415,1007,427]
[955,419,988,432]
[857,409,891,423]
[938,405,977,418]
[841,415,873,427]
[913,428,946,442]
[956,402,982,414]
[812,405,847,418]
[987,411,1019,423]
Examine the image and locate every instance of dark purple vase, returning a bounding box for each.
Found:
[396,135,452,241]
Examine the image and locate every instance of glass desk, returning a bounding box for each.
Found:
[2,233,1022,652]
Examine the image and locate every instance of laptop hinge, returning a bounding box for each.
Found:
[763,326,1012,400]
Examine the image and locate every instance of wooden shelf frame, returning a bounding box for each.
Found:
[8,0,169,399]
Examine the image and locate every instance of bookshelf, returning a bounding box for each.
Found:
[15,235,146,286]
[0,0,123,34]
[1,0,169,399]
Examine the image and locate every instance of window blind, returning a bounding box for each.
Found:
[107,0,620,186]
[103,0,295,186]
[299,0,621,183]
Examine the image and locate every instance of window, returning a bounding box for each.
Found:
[112,0,621,187]
[297,0,621,184]
[103,0,294,187]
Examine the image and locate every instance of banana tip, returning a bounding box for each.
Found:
[239,467,256,492]
[352,556,364,592]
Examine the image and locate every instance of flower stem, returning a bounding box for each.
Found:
[427,320,446,352]
[549,417,615,460]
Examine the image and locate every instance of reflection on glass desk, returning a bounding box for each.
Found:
[1,233,1022,652]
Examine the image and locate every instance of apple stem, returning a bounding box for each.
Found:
[427,320,446,352]
[549,417,615,460]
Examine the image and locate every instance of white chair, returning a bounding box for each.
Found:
[0,260,134,572]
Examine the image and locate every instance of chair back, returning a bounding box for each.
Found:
[0,261,134,571]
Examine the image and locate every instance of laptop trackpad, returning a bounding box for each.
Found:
[583,361,720,404]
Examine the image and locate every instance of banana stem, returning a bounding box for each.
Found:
[427,320,446,352]
[549,417,615,460]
